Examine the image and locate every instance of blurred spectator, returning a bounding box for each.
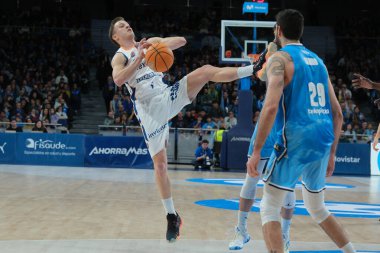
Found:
[202,117,217,130]
[352,106,365,126]
[209,101,224,118]
[6,119,23,132]
[224,111,237,129]
[344,123,357,143]
[121,94,133,116]
[56,106,68,127]
[55,70,68,85]
[113,115,122,125]
[24,117,34,132]
[50,108,59,126]
[364,123,375,140]
[110,94,120,115]
[172,111,186,128]
[104,111,115,126]
[32,120,48,133]
[192,116,204,129]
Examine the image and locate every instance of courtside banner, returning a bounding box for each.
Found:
[15,133,85,166]
[85,136,152,169]
[370,142,380,176]
[0,133,16,164]
[334,143,370,176]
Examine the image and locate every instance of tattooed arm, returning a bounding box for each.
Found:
[247,51,291,177]
[253,52,289,154]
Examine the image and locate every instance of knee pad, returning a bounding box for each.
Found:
[302,185,331,224]
[260,184,287,225]
[282,191,296,209]
[240,173,260,200]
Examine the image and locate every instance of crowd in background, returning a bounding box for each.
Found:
[1,4,380,142]
[0,7,93,132]
[98,14,380,144]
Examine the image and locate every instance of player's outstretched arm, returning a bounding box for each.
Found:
[147,37,187,50]
[326,78,343,177]
[112,39,149,86]
[352,73,380,90]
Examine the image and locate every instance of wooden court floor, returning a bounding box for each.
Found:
[0,164,379,253]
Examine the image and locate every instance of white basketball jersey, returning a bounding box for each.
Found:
[114,47,167,101]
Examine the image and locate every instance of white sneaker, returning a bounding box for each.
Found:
[283,233,290,253]
[228,227,250,250]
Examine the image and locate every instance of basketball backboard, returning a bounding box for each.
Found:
[220,20,276,64]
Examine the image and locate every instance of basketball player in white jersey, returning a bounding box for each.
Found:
[109,17,262,242]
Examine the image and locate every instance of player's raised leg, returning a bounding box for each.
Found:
[152,148,182,242]
[186,64,255,101]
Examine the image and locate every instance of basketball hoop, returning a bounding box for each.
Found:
[247,53,260,64]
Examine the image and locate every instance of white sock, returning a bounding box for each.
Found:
[237,65,253,78]
[341,242,356,253]
[162,197,176,214]
[281,218,291,238]
[237,211,249,232]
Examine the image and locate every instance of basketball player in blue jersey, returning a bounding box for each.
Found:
[108,17,265,242]
[229,42,296,252]
[247,9,356,252]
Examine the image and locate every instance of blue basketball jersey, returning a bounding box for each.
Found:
[247,116,277,158]
[274,44,334,162]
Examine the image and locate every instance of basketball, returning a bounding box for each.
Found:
[145,43,174,72]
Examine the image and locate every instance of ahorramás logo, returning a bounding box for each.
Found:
[89,147,148,156]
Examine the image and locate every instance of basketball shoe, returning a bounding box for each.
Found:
[166,212,182,242]
[228,226,251,250]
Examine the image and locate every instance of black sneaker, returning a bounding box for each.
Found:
[166,212,182,242]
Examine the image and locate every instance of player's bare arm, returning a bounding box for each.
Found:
[246,51,289,177]
[326,77,343,177]
[147,37,187,50]
[352,73,380,90]
[253,52,289,154]
[112,40,150,86]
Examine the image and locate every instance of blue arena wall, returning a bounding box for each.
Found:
[0,133,152,169]
[0,133,371,175]
[221,139,370,176]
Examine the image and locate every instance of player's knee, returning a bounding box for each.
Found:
[260,185,285,225]
[302,186,330,223]
[154,162,168,178]
[260,196,281,225]
[240,173,259,199]
[305,203,330,224]
[282,191,296,209]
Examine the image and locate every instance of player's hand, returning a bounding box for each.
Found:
[139,38,152,49]
[266,42,278,58]
[247,153,260,178]
[352,73,374,90]
[373,137,379,151]
[136,38,150,60]
[326,154,335,177]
